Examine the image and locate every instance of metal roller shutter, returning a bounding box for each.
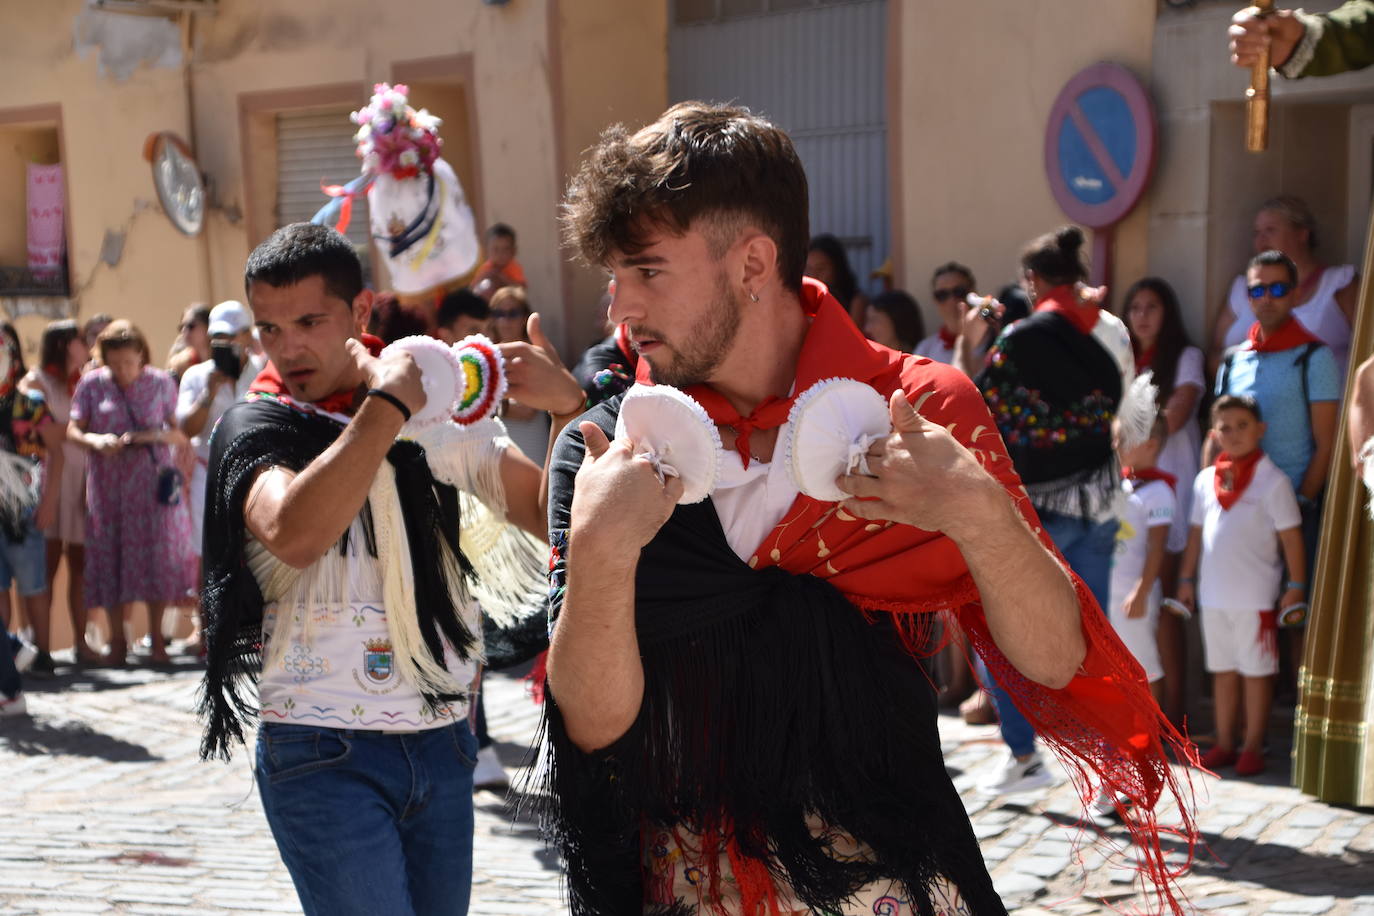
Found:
[276,108,372,251]
[669,0,889,294]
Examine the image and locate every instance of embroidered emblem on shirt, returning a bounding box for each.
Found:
[362,638,394,683]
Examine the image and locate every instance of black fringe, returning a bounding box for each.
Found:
[196,398,476,761]
[536,498,1004,916]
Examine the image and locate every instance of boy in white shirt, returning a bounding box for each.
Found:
[1178,395,1305,778]
[1110,414,1176,705]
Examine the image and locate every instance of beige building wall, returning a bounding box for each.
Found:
[551,0,669,352]
[1150,0,1374,350]
[895,0,1157,326]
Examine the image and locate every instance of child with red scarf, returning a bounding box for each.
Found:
[1110,414,1176,704]
[1178,395,1305,777]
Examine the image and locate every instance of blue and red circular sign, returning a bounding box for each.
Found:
[1044,62,1157,229]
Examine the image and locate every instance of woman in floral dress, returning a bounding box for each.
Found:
[68,320,192,664]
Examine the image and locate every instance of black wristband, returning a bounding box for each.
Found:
[366,388,412,422]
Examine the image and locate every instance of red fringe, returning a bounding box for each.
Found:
[525,649,548,705]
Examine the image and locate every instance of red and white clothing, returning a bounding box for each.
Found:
[1189,455,1301,611]
[1108,477,1174,682]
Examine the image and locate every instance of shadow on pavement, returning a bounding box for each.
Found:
[0,715,162,762]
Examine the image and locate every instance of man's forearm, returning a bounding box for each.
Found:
[950,490,1084,689]
[546,547,644,752]
[249,396,403,568]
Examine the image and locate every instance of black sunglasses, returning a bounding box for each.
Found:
[1247,282,1292,300]
[933,287,970,304]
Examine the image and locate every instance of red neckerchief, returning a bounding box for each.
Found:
[1134,345,1156,372]
[1035,284,1099,335]
[1214,449,1264,510]
[248,333,385,414]
[613,323,638,366]
[1246,316,1320,353]
[937,325,957,351]
[1124,466,1178,493]
[632,280,1194,909]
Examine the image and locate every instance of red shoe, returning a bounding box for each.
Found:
[1235,749,1266,776]
[1200,745,1237,770]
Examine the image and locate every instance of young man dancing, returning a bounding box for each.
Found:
[198,223,583,916]
[540,103,1193,915]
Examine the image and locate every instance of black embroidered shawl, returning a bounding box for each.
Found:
[974,311,1123,519]
[535,396,1004,916]
[196,396,475,761]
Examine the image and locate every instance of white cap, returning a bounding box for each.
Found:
[207,300,252,337]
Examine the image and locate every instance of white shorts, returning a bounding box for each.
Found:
[1108,598,1162,683]
[1201,606,1279,677]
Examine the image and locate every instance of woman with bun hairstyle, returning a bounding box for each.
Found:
[970,225,1137,794]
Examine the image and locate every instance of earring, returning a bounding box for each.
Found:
[748,290,760,303]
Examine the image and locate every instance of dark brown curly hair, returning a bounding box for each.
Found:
[561,101,810,293]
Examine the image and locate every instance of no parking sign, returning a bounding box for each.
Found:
[1044,63,1157,287]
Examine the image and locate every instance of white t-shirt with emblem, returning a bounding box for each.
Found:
[253,517,474,732]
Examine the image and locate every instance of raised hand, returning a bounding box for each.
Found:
[1229,7,1303,70]
[499,313,585,417]
[347,337,424,416]
[836,390,1002,537]
[570,422,682,554]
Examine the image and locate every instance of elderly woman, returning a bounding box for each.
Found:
[68,320,192,665]
[1210,196,1359,379]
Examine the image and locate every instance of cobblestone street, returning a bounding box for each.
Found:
[2,657,1372,915]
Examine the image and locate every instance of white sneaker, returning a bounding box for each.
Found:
[978,751,1055,796]
[12,640,37,673]
[473,745,509,790]
[0,693,27,717]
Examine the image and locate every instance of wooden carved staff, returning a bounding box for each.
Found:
[1246,0,1276,152]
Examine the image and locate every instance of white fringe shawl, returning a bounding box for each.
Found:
[250,416,546,695]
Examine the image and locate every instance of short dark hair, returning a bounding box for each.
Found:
[39,319,80,374]
[1021,225,1088,287]
[244,223,363,306]
[562,101,810,294]
[486,223,516,243]
[437,287,490,329]
[868,290,925,352]
[1212,394,1263,423]
[1248,249,1298,286]
[931,261,975,289]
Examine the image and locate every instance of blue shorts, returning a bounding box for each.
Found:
[0,522,47,597]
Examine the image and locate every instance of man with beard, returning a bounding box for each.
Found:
[537,102,1194,915]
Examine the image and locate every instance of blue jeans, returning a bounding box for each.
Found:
[255,721,479,916]
[984,511,1118,758]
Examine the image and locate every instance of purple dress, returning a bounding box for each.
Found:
[71,367,193,609]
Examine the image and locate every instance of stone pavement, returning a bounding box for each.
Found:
[2,656,1372,915]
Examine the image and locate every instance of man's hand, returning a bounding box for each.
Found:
[835,390,1002,539]
[348,337,424,417]
[570,422,682,558]
[1124,583,1148,620]
[499,313,585,417]
[1230,7,1305,69]
[34,499,56,533]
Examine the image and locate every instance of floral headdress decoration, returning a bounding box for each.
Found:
[351,83,443,180]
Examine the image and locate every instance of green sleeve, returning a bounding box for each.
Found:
[1301,0,1374,77]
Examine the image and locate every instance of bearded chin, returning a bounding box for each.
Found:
[650,277,742,388]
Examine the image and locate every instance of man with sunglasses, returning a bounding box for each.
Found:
[1214,249,1339,664]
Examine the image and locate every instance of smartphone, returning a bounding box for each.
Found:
[211,342,242,379]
